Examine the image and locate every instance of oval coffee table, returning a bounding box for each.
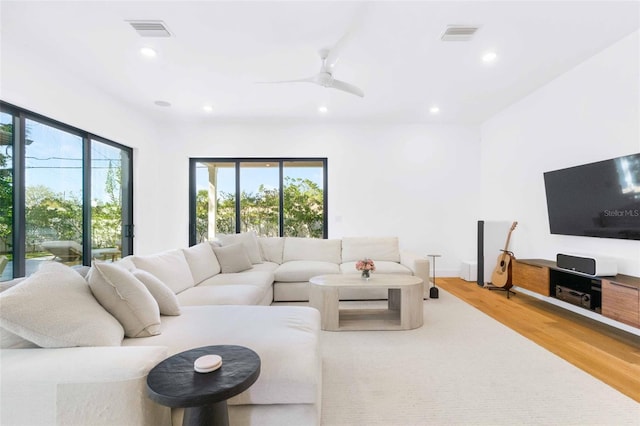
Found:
[309,274,424,331]
[146,345,260,426]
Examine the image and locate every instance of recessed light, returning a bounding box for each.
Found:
[154,100,171,107]
[140,47,157,58]
[429,106,440,114]
[318,106,328,114]
[203,105,214,113]
[482,51,497,63]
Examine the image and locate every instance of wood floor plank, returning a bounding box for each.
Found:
[436,277,640,403]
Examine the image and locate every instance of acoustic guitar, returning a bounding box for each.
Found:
[490,221,518,288]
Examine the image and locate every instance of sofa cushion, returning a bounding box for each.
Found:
[218,231,262,264]
[258,237,284,264]
[212,243,253,273]
[0,328,39,349]
[88,262,161,338]
[247,261,279,273]
[275,260,340,282]
[132,269,181,316]
[341,237,401,262]
[132,249,194,294]
[0,262,124,347]
[283,237,342,263]
[340,261,412,275]
[122,305,321,406]
[182,242,221,284]
[200,270,274,292]
[176,285,265,306]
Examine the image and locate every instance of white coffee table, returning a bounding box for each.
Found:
[308,274,424,331]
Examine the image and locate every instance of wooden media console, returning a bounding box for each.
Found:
[512,259,640,330]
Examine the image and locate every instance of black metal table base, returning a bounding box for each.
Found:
[183,401,229,426]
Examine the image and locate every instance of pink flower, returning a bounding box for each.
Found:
[356,258,375,272]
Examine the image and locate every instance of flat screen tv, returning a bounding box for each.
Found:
[543,153,640,241]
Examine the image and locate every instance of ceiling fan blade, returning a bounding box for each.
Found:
[330,79,364,97]
[325,4,368,69]
[255,76,318,85]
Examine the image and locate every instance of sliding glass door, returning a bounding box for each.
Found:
[91,139,133,262]
[0,102,134,280]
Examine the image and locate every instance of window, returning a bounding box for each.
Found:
[0,102,133,281]
[190,158,327,244]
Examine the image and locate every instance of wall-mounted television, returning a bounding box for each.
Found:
[543,153,640,241]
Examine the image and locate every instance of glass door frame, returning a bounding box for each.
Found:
[189,157,328,246]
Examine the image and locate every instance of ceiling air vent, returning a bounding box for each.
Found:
[127,20,172,37]
[440,25,480,41]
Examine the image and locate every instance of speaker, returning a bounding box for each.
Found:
[556,253,617,277]
[477,220,513,286]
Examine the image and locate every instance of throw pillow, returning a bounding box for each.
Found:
[88,262,161,338]
[131,249,194,294]
[218,231,263,264]
[182,242,221,284]
[132,269,181,316]
[212,243,253,273]
[0,262,124,347]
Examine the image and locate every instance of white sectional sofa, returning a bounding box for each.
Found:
[0,234,428,426]
[260,236,431,301]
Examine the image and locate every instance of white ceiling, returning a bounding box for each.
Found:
[2,1,639,124]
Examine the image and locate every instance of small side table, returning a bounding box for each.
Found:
[427,254,442,299]
[147,345,260,426]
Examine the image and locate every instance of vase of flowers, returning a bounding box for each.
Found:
[356,258,375,280]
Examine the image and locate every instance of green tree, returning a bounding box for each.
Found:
[283,177,323,238]
[92,200,121,248]
[215,191,236,235]
[240,185,279,236]
[104,160,121,205]
[92,161,123,248]
[198,177,324,240]
[25,185,82,250]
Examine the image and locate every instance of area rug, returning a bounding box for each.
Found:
[313,289,639,425]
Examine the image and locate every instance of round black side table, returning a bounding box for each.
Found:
[147,345,261,426]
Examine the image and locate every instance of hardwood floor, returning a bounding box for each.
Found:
[436,277,640,403]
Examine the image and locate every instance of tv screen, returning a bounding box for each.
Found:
[543,153,640,241]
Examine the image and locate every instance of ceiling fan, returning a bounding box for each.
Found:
[259,11,365,98]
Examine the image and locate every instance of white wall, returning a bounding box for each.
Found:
[148,122,481,275]
[480,30,640,276]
